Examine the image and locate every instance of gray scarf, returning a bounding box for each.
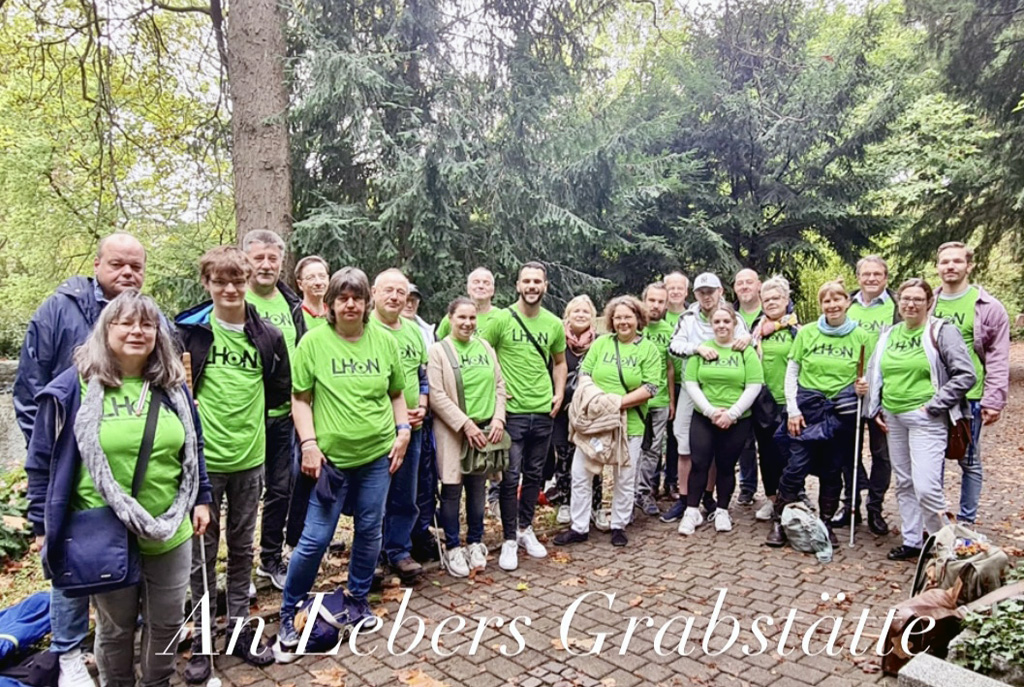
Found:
[75,378,199,542]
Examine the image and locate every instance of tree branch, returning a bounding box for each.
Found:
[153,0,211,16]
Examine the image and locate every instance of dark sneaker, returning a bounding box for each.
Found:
[610,529,628,547]
[393,557,423,585]
[637,494,660,517]
[183,637,212,684]
[664,482,679,500]
[273,610,300,664]
[256,559,288,591]
[830,505,862,529]
[411,536,442,563]
[660,499,686,523]
[737,491,754,507]
[230,625,274,667]
[765,520,786,548]
[888,545,922,562]
[868,511,890,536]
[553,528,589,546]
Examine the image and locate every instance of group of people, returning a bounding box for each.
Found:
[14,232,1009,687]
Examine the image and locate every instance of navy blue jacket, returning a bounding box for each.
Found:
[15,277,105,444]
[175,301,291,411]
[25,367,213,574]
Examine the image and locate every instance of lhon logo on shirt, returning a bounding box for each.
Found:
[209,346,260,369]
[331,357,382,376]
[807,343,855,358]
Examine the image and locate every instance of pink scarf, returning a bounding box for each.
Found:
[565,324,596,356]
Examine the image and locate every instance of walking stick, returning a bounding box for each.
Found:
[183,351,194,393]
[849,345,866,548]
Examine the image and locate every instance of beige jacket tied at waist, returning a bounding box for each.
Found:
[568,375,629,476]
[427,338,508,485]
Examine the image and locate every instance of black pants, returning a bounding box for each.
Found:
[260,414,295,566]
[412,417,438,547]
[686,414,752,509]
[753,397,788,498]
[662,384,681,487]
[500,413,553,540]
[838,419,891,513]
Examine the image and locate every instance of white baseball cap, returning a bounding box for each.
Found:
[693,273,722,291]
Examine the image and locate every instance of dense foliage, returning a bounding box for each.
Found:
[1,0,1022,335]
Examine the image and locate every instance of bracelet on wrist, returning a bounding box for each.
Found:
[300,438,317,446]
[396,423,412,432]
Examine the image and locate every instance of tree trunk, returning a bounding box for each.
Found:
[224,0,292,244]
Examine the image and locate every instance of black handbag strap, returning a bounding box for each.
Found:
[613,337,646,424]
[132,387,163,498]
[508,307,552,372]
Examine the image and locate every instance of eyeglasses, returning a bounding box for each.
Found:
[899,297,928,305]
[209,279,247,289]
[110,320,157,333]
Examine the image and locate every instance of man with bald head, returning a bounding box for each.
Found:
[371,268,429,584]
[15,232,149,687]
[436,267,499,339]
[732,268,763,506]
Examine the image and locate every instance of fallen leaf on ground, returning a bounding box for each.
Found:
[660,572,677,579]
[628,596,643,607]
[551,637,596,652]
[311,666,348,687]
[516,582,530,591]
[559,577,587,587]
[549,551,572,564]
[593,568,611,576]
[396,668,448,686]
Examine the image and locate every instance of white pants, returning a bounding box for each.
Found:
[884,408,949,548]
[672,387,695,454]
[570,437,640,533]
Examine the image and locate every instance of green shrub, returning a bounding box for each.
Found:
[0,468,32,562]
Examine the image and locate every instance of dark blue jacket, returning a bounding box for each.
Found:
[175,301,291,411]
[14,277,104,444]
[25,367,213,574]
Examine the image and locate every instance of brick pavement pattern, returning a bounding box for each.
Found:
[172,349,1024,687]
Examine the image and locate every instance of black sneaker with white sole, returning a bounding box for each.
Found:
[256,558,288,591]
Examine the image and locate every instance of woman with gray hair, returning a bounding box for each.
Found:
[26,289,212,687]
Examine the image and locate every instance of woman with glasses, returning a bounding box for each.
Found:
[867,278,975,561]
[26,290,212,687]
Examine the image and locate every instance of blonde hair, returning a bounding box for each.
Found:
[73,290,185,389]
[817,278,849,303]
[761,275,791,301]
[563,295,597,327]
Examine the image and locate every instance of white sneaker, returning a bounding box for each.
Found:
[444,546,470,577]
[487,499,500,519]
[59,649,96,687]
[249,580,257,599]
[557,505,571,524]
[714,508,733,532]
[499,540,518,571]
[592,508,611,532]
[678,507,703,536]
[467,542,488,570]
[755,501,775,521]
[517,526,548,558]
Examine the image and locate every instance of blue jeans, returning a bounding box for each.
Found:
[501,413,553,540]
[957,401,984,523]
[738,430,758,496]
[49,587,90,653]
[282,456,390,609]
[384,429,422,564]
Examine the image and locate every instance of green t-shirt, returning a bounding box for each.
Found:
[436,308,500,341]
[759,325,797,405]
[302,309,328,332]
[446,337,498,422]
[197,319,266,473]
[581,334,665,435]
[484,306,567,415]
[372,317,427,411]
[739,307,761,331]
[74,377,192,556]
[246,290,296,417]
[934,287,984,400]
[292,323,405,469]
[666,310,685,384]
[848,296,896,347]
[685,342,764,418]
[641,319,675,408]
[880,323,935,414]
[788,323,874,398]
